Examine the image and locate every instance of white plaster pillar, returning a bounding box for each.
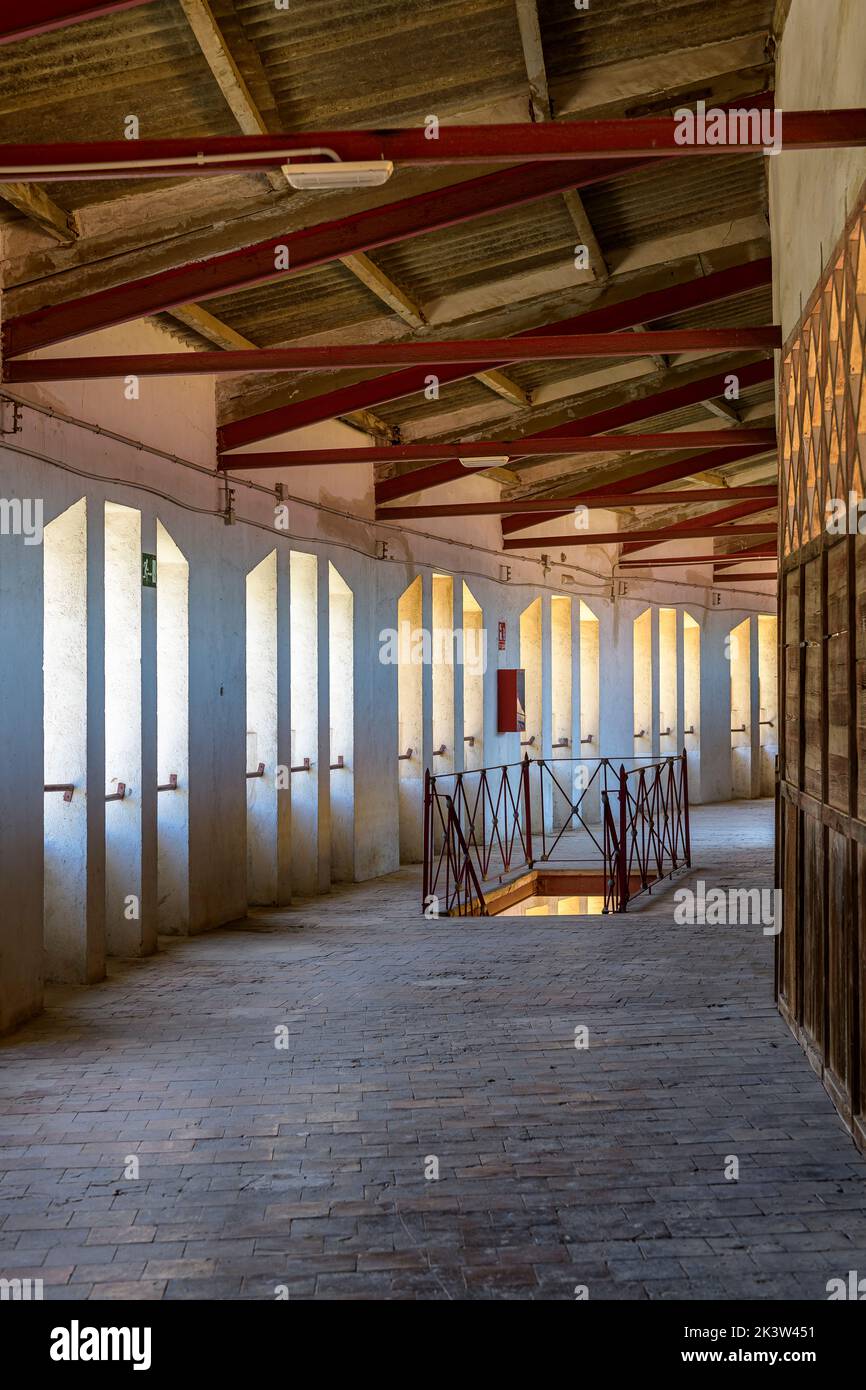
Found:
[352,560,398,880]
[489,585,520,769]
[289,549,320,896]
[155,521,190,932]
[575,599,602,824]
[676,608,686,755]
[540,592,553,830]
[316,553,332,892]
[650,605,661,760]
[0,475,44,1031]
[276,548,293,901]
[421,569,434,781]
[44,498,106,983]
[245,550,278,905]
[749,614,762,800]
[598,598,632,762]
[431,573,455,776]
[186,522,247,934]
[397,573,425,864]
[104,502,155,958]
[699,611,734,803]
[140,510,158,955]
[85,499,107,979]
[453,576,465,773]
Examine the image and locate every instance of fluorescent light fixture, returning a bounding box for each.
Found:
[282,160,394,190]
[458,455,510,469]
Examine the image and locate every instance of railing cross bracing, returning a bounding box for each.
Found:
[423,752,690,917]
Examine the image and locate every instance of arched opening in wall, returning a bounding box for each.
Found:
[579,600,600,823]
[684,610,701,778]
[633,608,652,759]
[290,550,319,896]
[659,607,677,757]
[156,521,189,931]
[758,614,778,798]
[730,616,752,799]
[246,550,277,905]
[551,595,572,827]
[328,562,354,882]
[462,582,483,772]
[104,501,142,955]
[397,576,423,864]
[520,596,543,827]
[43,498,89,982]
[432,574,455,777]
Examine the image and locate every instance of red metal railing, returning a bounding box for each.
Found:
[423,752,690,916]
[602,755,690,913]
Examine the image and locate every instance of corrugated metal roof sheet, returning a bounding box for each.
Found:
[658,284,773,330]
[582,153,766,252]
[205,150,769,361]
[233,0,528,127]
[539,0,774,82]
[372,195,577,303]
[0,4,236,136]
[0,0,238,205]
[207,261,394,345]
[0,0,777,459]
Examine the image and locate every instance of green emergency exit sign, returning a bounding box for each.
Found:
[142,553,157,588]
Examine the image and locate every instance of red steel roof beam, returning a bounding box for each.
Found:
[712,546,778,569]
[219,429,776,471]
[375,485,777,518]
[617,556,771,568]
[619,557,777,571]
[499,445,776,533]
[710,571,777,581]
[1,108,863,170]
[618,542,777,567]
[497,364,777,533]
[4,156,655,359]
[373,358,776,508]
[218,256,773,449]
[620,497,775,555]
[502,523,777,549]
[6,327,781,382]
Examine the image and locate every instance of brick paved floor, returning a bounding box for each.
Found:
[2,800,865,1301]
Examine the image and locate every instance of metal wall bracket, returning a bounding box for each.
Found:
[44,782,74,802]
